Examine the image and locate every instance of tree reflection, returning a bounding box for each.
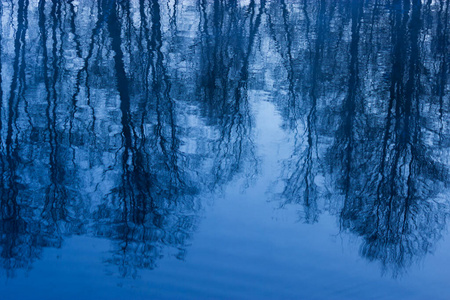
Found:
[272,0,450,275]
[196,0,260,188]
[337,0,449,275]
[92,0,199,277]
[0,0,449,279]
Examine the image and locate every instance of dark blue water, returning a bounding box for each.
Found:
[0,0,450,299]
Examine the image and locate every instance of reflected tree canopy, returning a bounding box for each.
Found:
[0,0,449,277]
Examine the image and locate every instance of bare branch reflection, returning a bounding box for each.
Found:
[0,0,449,279]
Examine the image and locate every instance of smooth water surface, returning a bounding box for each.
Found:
[0,0,450,299]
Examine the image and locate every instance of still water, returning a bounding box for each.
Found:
[0,0,449,299]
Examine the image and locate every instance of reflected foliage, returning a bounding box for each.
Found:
[0,0,449,278]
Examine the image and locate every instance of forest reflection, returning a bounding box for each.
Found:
[0,0,449,278]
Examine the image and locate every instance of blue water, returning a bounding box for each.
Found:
[0,0,450,299]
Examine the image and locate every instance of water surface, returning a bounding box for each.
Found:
[0,0,450,299]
